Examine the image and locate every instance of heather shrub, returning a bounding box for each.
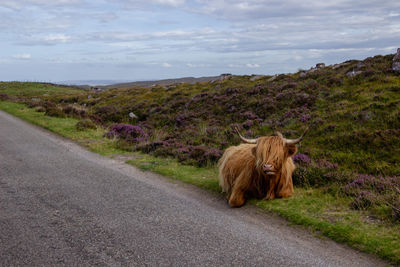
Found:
[326,76,344,87]
[317,159,338,169]
[0,93,9,100]
[105,124,147,142]
[292,166,328,187]
[140,138,181,158]
[343,174,399,196]
[392,200,400,222]
[45,107,66,118]
[94,105,123,123]
[139,141,168,154]
[76,119,97,131]
[35,106,46,112]
[343,174,400,221]
[59,96,79,104]
[41,101,56,111]
[24,99,43,108]
[351,191,376,209]
[177,145,223,167]
[63,105,87,118]
[293,153,311,165]
[292,154,348,187]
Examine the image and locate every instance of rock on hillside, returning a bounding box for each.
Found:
[392,48,400,73]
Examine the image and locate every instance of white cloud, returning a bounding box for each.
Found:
[12,53,32,60]
[90,12,118,23]
[186,63,210,68]
[43,33,71,43]
[114,0,185,8]
[151,0,185,7]
[194,0,400,21]
[162,62,172,67]
[246,63,260,68]
[19,33,73,46]
[228,63,260,68]
[0,0,82,10]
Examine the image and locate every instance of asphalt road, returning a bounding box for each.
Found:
[0,110,387,266]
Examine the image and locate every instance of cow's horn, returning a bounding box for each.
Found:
[235,127,257,144]
[285,126,309,145]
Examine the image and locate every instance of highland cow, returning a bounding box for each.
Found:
[218,127,308,207]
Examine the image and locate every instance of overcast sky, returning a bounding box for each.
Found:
[1,0,399,83]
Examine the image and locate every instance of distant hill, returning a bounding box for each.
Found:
[97,74,234,89]
[58,80,131,87]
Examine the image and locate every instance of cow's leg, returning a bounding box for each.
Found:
[228,178,247,207]
[264,177,277,200]
[228,188,245,207]
[276,180,294,198]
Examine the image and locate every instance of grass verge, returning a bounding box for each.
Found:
[1,100,399,265]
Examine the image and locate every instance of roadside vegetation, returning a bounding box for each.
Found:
[0,53,399,264]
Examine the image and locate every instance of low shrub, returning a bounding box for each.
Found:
[45,106,66,118]
[293,153,311,165]
[94,105,123,123]
[343,174,400,220]
[0,93,9,100]
[177,145,223,167]
[392,200,400,222]
[105,124,147,142]
[350,191,376,210]
[63,105,87,118]
[76,119,97,131]
[293,166,324,187]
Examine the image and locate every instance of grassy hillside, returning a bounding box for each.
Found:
[1,53,400,264]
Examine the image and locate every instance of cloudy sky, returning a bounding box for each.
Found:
[1,0,399,83]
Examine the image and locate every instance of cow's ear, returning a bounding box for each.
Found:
[286,144,297,157]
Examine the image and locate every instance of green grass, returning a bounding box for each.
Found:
[1,99,399,264]
[127,154,219,192]
[0,101,120,156]
[0,101,102,140]
[0,81,82,97]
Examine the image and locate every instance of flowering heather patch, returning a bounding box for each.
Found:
[293,153,311,165]
[343,174,399,195]
[317,159,338,169]
[393,201,400,222]
[0,93,9,100]
[299,114,311,123]
[175,114,188,126]
[242,119,254,129]
[343,174,400,220]
[351,191,376,210]
[62,105,87,118]
[175,145,223,166]
[93,105,122,123]
[105,124,147,142]
[138,139,177,155]
[242,111,258,120]
[325,124,337,132]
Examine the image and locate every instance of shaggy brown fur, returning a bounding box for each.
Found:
[218,135,297,207]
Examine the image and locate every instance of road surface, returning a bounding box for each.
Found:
[0,110,386,266]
